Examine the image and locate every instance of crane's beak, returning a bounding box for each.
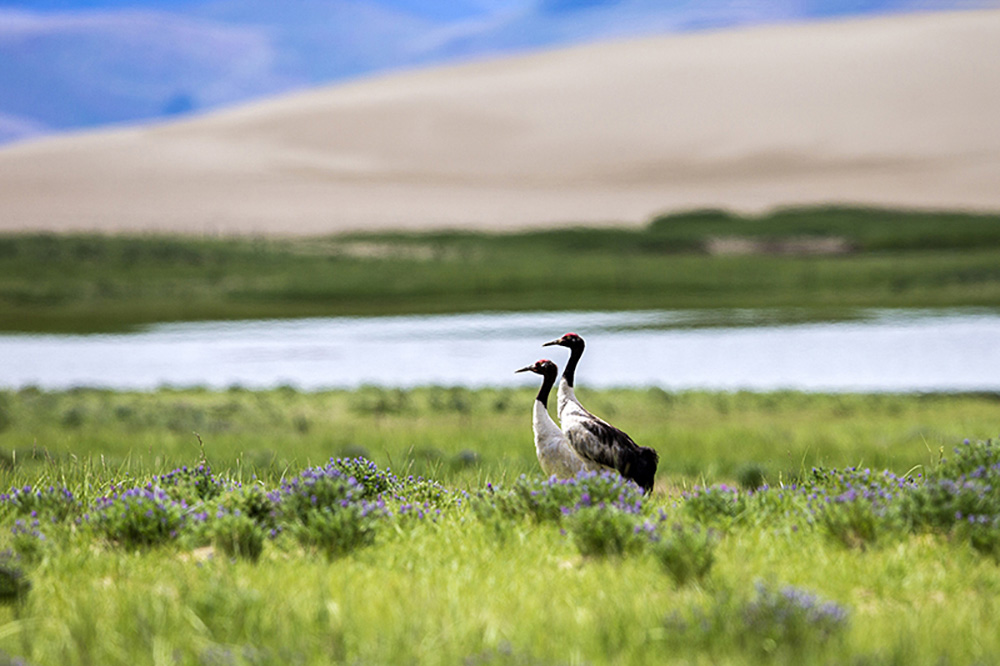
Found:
[541,337,561,347]
[514,364,534,374]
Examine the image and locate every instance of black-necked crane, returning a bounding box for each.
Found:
[515,359,601,479]
[542,332,659,493]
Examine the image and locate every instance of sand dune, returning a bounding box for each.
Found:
[1,10,999,236]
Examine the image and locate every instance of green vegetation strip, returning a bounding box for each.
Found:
[1,388,1000,663]
[3,387,999,485]
[3,206,1000,333]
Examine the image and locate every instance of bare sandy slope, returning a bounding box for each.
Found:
[2,10,999,236]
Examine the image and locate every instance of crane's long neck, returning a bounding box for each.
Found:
[557,343,585,422]
[536,368,557,409]
[562,344,583,388]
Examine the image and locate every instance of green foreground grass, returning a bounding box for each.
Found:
[4,206,1000,332]
[0,387,998,665]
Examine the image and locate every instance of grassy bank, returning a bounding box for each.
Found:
[3,206,1000,333]
[0,387,998,664]
[2,387,998,490]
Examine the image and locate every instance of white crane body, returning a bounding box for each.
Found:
[517,359,593,479]
[531,399,598,478]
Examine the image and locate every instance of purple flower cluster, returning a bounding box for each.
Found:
[902,477,999,532]
[273,462,389,557]
[0,484,78,522]
[276,462,386,518]
[908,439,1000,529]
[279,463,359,503]
[632,511,666,539]
[396,502,442,522]
[682,484,746,523]
[743,581,850,645]
[803,467,916,517]
[89,485,188,546]
[663,580,850,654]
[682,438,1000,551]
[152,463,226,502]
[10,518,46,543]
[0,455,452,561]
[938,438,1000,478]
[507,470,646,522]
[330,457,399,500]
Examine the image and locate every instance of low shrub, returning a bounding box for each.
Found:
[736,463,768,491]
[330,457,453,510]
[817,493,906,550]
[682,484,746,524]
[648,521,716,585]
[483,471,645,524]
[567,505,645,557]
[206,509,266,562]
[565,504,717,584]
[393,474,453,508]
[277,462,386,558]
[89,486,188,548]
[900,478,998,532]
[154,464,226,504]
[0,558,30,604]
[933,438,1000,482]
[331,457,399,500]
[215,483,279,533]
[0,485,79,522]
[804,467,912,549]
[349,387,409,416]
[9,519,49,563]
[901,439,1000,534]
[665,581,850,658]
[959,514,1000,561]
[741,582,851,653]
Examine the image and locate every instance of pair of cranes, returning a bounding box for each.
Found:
[517,332,659,493]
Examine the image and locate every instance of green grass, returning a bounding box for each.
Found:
[4,205,1000,332]
[10,514,1000,665]
[0,387,999,665]
[2,387,997,488]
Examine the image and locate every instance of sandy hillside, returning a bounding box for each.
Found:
[1,10,999,236]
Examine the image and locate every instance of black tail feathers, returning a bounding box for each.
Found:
[619,446,659,494]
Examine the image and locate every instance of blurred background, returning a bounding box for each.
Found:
[2,0,1000,484]
[2,0,1000,394]
[3,0,998,144]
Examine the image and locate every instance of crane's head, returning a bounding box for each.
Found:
[542,332,584,350]
[515,359,557,377]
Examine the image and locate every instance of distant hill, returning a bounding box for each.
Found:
[1,10,998,236]
[1,0,997,144]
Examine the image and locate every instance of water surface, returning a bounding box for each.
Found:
[1,309,998,392]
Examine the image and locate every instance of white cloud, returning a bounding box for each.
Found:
[0,8,294,103]
[0,111,49,144]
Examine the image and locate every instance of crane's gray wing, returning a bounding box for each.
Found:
[564,419,637,470]
[564,417,659,492]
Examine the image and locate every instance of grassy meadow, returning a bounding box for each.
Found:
[0,387,998,665]
[2,204,1000,664]
[1,387,998,488]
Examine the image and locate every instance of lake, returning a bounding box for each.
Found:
[2,309,999,392]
